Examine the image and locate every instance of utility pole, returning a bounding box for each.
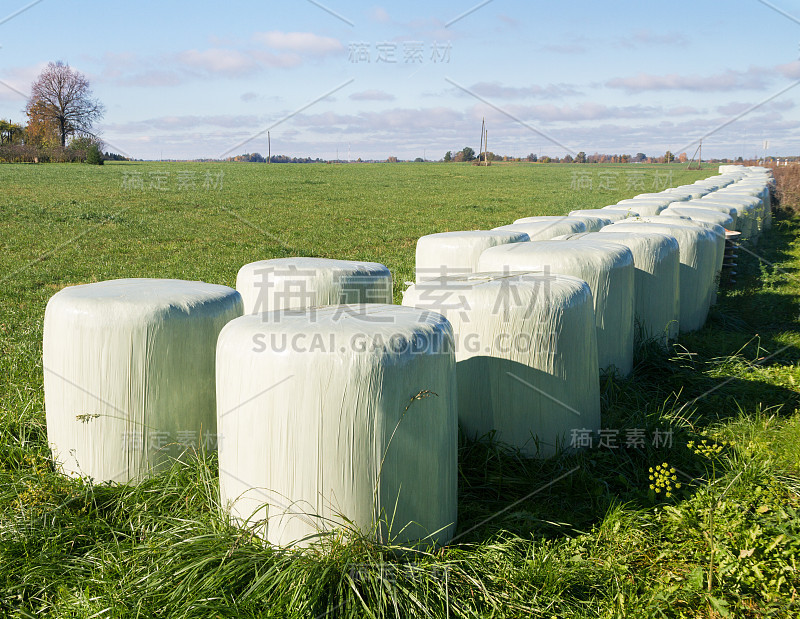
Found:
[267,131,271,163]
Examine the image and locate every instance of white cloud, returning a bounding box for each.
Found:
[349,89,395,101]
[369,7,391,23]
[606,68,771,92]
[253,31,343,55]
[776,60,800,79]
[617,29,688,48]
[461,81,582,99]
[177,48,259,76]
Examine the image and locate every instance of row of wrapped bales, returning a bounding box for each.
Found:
[45,165,773,549]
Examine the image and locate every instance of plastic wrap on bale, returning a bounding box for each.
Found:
[477,240,635,377]
[44,279,243,483]
[217,304,457,548]
[559,231,680,345]
[402,272,600,457]
[236,257,393,314]
[415,230,529,283]
[613,200,670,216]
[494,219,586,240]
[601,221,716,332]
[570,208,636,221]
[678,200,739,229]
[699,194,761,239]
[661,206,734,229]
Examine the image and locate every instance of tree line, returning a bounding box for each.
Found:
[442,147,686,164]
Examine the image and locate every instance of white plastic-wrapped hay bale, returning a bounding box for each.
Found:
[570,208,635,222]
[661,206,734,229]
[217,304,457,547]
[698,195,760,239]
[236,257,393,314]
[614,199,670,216]
[512,215,591,232]
[477,240,635,376]
[602,221,716,332]
[402,272,600,457]
[661,186,709,200]
[679,200,739,228]
[415,230,529,282]
[637,216,725,306]
[565,214,612,232]
[719,184,771,230]
[494,219,586,240]
[44,279,244,483]
[600,205,642,217]
[563,231,680,344]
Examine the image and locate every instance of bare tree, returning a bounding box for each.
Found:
[25,61,105,147]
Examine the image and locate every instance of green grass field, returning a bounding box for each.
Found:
[1,161,799,617]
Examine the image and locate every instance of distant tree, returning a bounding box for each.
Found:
[26,61,105,147]
[386,156,398,163]
[526,153,537,162]
[86,144,103,165]
[563,154,574,163]
[444,150,452,162]
[633,152,647,162]
[575,151,586,163]
[540,156,551,163]
[0,119,24,144]
[414,157,424,162]
[736,156,744,163]
[678,152,688,163]
[663,150,675,163]
[460,146,475,161]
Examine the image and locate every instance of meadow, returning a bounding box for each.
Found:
[1,161,799,617]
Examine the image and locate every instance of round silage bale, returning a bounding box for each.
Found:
[217,304,457,547]
[600,205,642,217]
[44,279,244,483]
[566,231,680,344]
[718,184,771,230]
[661,206,734,229]
[571,208,635,221]
[661,186,709,200]
[679,200,739,228]
[415,230,529,282]
[602,222,716,332]
[614,199,670,215]
[639,216,725,306]
[402,272,600,457]
[512,215,591,232]
[495,219,586,240]
[236,257,393,314]
[698,195,760,239]
[566,214,612,231]
[477,240,635,376]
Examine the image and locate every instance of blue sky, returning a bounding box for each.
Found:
[1,0,799,160]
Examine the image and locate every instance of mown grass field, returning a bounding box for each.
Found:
[1,161,799,617]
